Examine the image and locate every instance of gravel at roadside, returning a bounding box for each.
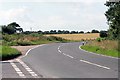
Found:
[11,45,39,55]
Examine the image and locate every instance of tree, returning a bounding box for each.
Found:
[70,31,78,34]
[91,29,99,33]
[58,30,62,34]
[38,30,42,34]
[16,28,23,33]
[50,30,57,34]
[2,22,23,34]
[100,31,108,38]
[79,31,84,34]
[86,31,90,33]
[105,2,120,39]
[1,25,7,33]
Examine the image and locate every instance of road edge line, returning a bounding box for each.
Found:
[19,44,46,59]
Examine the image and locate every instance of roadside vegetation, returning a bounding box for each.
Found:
[81,39,119,57]
[2,33,68,46]
[1,22,69,61]
[1,33,69,61]
[0,46,21,61]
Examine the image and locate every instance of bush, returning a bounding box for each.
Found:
[100,31,108,38]
[96,38,105,42]
[96,38,102,42]
[30,33,41,37]
[47,36,67,42]
[17,41,32,46]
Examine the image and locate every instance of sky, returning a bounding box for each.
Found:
[0,0,109,32]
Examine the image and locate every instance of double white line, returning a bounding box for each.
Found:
[10,59,39,78]
[10,61,26,78]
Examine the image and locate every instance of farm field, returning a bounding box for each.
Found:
[45,33,100,41]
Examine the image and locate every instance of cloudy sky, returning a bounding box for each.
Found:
[0,0,109,32]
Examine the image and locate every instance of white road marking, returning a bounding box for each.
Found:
[58,46,60,50]
[79,45,119,59]
[66,55,74,59]
[19,44,46,59]
[58,49,61,53]
[58,45,74,59]
[62,53,66,55]
[58,44,110,70]
[58,46,62,53]
[1,44,46,63]
[16,59,39,78]
[10,61,26,78]
[14,68,21,72]
[80,59,110,70]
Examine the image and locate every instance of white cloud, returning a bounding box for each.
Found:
[0,1,108,31]
[0,7,26,21]
[0,0,107,3]
[47,16,65,25]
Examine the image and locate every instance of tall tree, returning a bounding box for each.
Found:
[105,2,120,39]
[2,22,23,34]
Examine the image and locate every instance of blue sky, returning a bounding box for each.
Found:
[0,0,108,32]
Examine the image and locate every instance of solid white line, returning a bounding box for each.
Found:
[80,59,110,70]
[79,45,119,59]
[19,44,46,59]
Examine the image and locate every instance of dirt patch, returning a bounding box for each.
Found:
[11,45,39,55]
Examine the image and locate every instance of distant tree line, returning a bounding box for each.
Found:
[1,22,108,38]
[23,29,101,35]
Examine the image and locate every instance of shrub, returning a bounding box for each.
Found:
[96,38,103,42]
[100,31,108,38]
[17,41,32,46]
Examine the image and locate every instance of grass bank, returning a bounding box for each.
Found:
[0,46,21,61]
[81,40,119,58]
[2,33,68,46]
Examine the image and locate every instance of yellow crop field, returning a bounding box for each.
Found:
[45,33,100,41]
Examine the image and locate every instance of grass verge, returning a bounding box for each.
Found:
[81,45,119,58]
[0,46,21,61]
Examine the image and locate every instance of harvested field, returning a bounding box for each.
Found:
[45,33,100,41]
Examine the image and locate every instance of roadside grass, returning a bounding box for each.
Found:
[2,33,69,46]
[0,46,21,61]
[81,40,119,58]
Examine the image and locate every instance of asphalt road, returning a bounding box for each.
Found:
[1,42,119,78]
